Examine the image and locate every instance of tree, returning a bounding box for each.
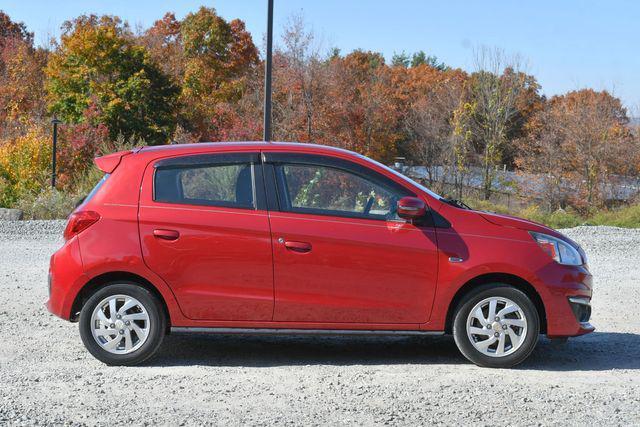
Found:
[323,50,401,161]
[0,123,51,206]
[141,12,183,81]
[56,104,110,189]
[391,51,410,67]
[46,15,179,145]
[392,51,448,70]
[0,12,46,137]
[0,11,32,48]
[517,89,636,210]
[411,50,448,71]
[272,14,330,142]
[179,7,259,139]
[0,36,47,137]
[402,65,467,189]
[460,47,532,199]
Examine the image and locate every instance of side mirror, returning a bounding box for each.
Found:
[397,196,427,221]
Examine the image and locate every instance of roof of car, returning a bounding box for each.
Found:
[138,141,357,157]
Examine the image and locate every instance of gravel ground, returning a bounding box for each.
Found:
[0,221,639,426]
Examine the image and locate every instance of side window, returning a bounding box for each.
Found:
[154,162,255,209]
[279,163,402,219]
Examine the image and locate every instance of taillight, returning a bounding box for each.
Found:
[63,210,101,241]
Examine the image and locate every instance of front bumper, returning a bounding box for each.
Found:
[538,263,595,338]
[568,296,592,323]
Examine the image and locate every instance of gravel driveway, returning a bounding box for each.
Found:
[0,221,639,426]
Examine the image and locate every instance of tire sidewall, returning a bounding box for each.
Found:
[453,284,540,368]
[79,282,166,366]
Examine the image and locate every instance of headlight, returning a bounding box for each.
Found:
[529,232,583,266]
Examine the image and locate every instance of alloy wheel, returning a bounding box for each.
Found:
[90,294,150,355]
[465,296,528,358]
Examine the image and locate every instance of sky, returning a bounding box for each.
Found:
[2,0,639,111]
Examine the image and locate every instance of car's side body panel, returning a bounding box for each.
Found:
[138,204,275,321]
[268,211,439,323]
[427,203,593,336]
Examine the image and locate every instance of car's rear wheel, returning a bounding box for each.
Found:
[453,284,540,368]
[79,282,166,365]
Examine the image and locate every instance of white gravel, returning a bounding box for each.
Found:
[0,221,639,426]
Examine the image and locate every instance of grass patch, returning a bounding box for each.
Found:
[589,204,640,228]
[466,197,640,229]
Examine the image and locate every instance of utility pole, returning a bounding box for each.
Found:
[51,117,62,188]
[263,0,274,141]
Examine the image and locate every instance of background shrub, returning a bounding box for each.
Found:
[16,187,79,220]
[0,123,51,206]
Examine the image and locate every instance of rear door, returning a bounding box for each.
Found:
[264,152,439,324]
[138,152,274,321]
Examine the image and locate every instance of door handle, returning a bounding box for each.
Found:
[153,229,180,241]
[283,240,312,253]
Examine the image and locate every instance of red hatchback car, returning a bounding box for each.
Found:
[47,142,593,368]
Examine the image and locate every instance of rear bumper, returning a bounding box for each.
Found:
[46,237,87,321]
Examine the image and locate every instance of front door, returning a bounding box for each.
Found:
[138,152,274,321]
[265,153,439,324]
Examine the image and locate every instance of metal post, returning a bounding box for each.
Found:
[263,0,274,142]
[51,117,61,188]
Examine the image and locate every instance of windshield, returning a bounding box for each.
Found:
[361,155,443,200]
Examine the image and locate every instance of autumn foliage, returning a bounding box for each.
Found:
[0,9,638,216]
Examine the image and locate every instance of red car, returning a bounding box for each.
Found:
[47,142,593,368]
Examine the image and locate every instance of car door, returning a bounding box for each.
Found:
[138,152,274,321]
[264,152,439,324]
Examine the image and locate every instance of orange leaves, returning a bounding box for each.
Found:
[3,8,640,214]
[516,89,636,210]
[0,11,32,48]
[0,38,47,133]
[228,19,259,76]
[318,51,402,161]
[159,7,260,140]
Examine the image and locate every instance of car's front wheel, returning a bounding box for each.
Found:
[79,282,166,365]
[453,284,540,368]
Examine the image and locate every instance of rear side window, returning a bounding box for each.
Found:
[82,173,110,205]
[154,156,257,209]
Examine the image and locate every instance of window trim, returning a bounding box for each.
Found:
[265,153,415,221]
[152,152,266,211]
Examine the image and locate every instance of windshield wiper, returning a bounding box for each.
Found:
[441,197,472,210]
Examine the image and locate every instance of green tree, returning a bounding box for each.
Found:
[391,51,410,67]
[45,15,179,145]
[411,50,449,71]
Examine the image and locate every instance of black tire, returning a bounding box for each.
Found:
[452,284,540,368]
[79,282,166,366]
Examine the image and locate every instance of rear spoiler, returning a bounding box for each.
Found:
[94,149,138,173]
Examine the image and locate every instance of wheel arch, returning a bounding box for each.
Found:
[444,272,547,334]
[70,271,171,329]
